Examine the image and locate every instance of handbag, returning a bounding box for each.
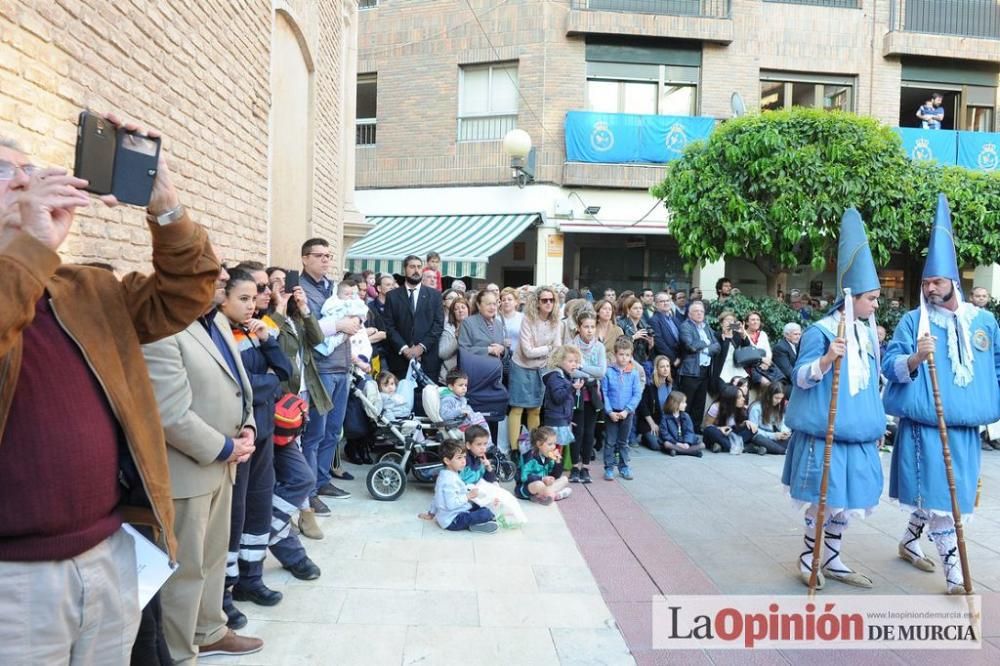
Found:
[734,346,766,367]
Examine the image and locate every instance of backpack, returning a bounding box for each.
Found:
[274,393,308,446]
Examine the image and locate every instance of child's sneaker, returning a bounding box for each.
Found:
[569,468,581,483]
[554,487,572,501]
[603,468,615,481]
[531,494,554,506]
[470,520,499,534]
[580,467,593,484]
[619,466,634,480]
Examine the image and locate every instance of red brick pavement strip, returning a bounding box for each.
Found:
[560,477,998,665]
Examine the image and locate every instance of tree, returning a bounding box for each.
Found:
[652,108,1000,297]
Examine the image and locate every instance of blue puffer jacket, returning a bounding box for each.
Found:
[234,327,292,440]
[601,362,642,415]
[542,368,576,427]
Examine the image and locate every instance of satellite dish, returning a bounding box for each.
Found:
[731,92,746,118]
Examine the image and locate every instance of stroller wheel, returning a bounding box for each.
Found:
[366,462,406,501]
[493,455,517,483]
[379,451,404,466]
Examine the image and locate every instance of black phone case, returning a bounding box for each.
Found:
[74,111,115,195]
[112,132,160,207]
[284,270,300,291]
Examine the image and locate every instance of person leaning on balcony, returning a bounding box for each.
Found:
[0,119,220,665]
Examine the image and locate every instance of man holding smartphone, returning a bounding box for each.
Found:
[0,115,221,665]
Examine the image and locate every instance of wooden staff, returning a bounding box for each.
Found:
[975,476,982,509]
[808,309,847,595]
[926,349,974,594]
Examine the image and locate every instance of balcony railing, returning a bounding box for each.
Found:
[569,0,731,18]
[457,114,517,142]
[356,119,376,146]
[763,0,859,7]
[890,0,1000,40]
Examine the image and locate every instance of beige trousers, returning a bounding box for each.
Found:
[0,528,140,665]
[161,480,233,665]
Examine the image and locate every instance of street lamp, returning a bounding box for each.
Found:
[503,128,535,188]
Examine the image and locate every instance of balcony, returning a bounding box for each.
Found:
[566,0,733,44]
[895,127,1000,172]
[885,0,1000,62]
[356,119,376,146]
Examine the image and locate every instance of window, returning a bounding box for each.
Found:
[458,63,518,142]
[586,62,698,116]
[359,0,379,9]
[760,71,855,112]
[356,74,377,146]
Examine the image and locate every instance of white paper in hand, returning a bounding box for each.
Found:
[123,524,178,608]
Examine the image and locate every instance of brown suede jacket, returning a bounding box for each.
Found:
[0,213,219,559]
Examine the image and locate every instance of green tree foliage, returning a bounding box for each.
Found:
[704,294,815,340]
[653,108,1000,296]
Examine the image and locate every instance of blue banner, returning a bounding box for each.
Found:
[894,128,958,166]
[957,131,1000,172]
[565,111,715,164]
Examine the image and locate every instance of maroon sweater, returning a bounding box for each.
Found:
[0,298,122,561]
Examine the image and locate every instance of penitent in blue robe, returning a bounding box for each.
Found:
[782,314,886,514]
[882,304,1000,515]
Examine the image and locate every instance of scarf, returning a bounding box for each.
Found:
[920,288,976,387]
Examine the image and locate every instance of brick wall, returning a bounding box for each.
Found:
[0,0,349,273]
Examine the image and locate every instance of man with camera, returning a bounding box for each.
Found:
[0,116,219,664]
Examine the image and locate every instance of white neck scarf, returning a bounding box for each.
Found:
[919,284,975,387]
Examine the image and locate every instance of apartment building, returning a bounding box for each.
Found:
[348,0,1000,296]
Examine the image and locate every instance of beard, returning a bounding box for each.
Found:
[927,284,955,306]
[405,273,421,286]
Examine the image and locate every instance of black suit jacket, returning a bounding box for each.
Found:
[649,311,681,363]
[771,338,798,391]
[383,284,444,379]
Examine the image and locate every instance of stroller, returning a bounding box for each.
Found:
[357,362,465,501]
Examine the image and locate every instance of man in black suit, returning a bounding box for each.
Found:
[383,255,444,381]
[676,301,720,433]
[771,321,801,394]
[649,290,681,366]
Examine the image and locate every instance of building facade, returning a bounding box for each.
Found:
[1,0,367,272]
[351,0,1000,297]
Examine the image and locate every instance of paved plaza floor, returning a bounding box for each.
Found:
[203,448,1000,665]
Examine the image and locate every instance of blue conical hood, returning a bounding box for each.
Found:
[835,208,880,298]
[922,194,960,283]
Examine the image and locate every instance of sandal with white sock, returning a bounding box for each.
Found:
[931,527,967,595]
[821,522,873,588]
[898,515,935,572]
[798,531,825,590]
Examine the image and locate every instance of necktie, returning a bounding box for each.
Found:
[409,288,418,312]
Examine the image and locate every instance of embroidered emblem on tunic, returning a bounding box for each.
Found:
[973,329,989,352]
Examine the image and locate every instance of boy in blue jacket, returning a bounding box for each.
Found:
[460,425,497,485]
[601,336,643,480]
[427,440,498,533]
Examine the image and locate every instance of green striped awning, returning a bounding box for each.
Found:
[346,213,540,279]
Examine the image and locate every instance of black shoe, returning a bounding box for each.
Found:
[569,468,581,483]
[232,584,283,607]
[754,445,767,456]
[332,470,355,481]
[309,495,331,516]
[224,603,247,631]
[580,467,592,484]
[285,556,321,581]
[317,483,351,499]
[695,450,704,458]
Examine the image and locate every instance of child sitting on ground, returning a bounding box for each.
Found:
[315,278,371,369]
[658,391,705,457]
[515,426,571,505]
[423,440,498,534]
[440,368,490,438]
[459,425,497,485]
[542,345,585,467]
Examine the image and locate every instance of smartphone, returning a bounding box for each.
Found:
[74,111,115,195]
[73,111,161,206]
[284,270,300,292]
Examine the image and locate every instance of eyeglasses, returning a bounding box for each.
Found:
[0,160,39,181]
[256,283,270,293]
[539,297,555,303]
[306,252,332,260]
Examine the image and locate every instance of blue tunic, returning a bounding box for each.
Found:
[882,305,1000,514]
[781,315,885,511]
